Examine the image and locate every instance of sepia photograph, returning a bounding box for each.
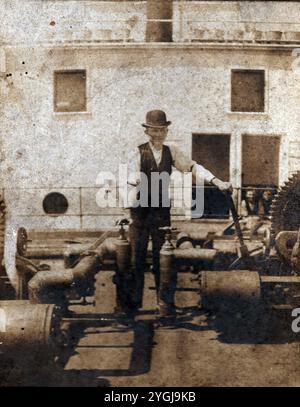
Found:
[1,0,300,388]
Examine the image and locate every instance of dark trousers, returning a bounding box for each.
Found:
[129,208,170,307]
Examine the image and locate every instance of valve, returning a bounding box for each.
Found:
[115,218,130,240]
[159,226,177,251]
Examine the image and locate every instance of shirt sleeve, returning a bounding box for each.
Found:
[120,148,141,208]
[127,148,141,186]
[168,143,215,184]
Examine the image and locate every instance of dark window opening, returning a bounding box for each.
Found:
[54,70,86,112]
[192,134,231,219]
[231,69,265,112]
[241,135,280,217]
[146,0,173,42]
[43,192,69,215]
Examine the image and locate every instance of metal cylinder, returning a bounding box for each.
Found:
[115,239,132,311]
[200,271,261,311]
[159,247,176,315]
[115,239,131,273]
[173,248,217,261]
[0,301,60,355]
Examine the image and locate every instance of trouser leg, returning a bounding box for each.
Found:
[129,221,149,308]
[150,227,166,297]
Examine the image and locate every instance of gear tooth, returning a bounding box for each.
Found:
[269,170,300,270]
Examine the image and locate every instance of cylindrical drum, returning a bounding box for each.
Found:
[159,249,176,315]
[200,271,261,311]
[115,239,132,311]
[0,300,60,356]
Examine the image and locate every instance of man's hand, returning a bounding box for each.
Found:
[211,178,233,194]
[122,209,133,225]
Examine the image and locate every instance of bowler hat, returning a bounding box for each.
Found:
[142,110,171,128]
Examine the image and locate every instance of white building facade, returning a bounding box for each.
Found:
[1,1,300,229]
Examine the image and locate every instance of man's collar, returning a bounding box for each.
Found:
[149,141,164,152]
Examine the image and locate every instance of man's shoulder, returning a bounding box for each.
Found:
[138,142,149,151]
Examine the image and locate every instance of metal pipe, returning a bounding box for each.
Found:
[176,232,194,249]
[16,254,40,300]
[28,270,74,304]
[28,237,119,304]
[64,230,115,268]
[173,248,217,261]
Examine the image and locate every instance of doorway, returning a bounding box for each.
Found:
[192,134,231,218]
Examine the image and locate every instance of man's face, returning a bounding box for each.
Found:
[246,190,255,203]
[146,127,168,145]
[262,190,272,201]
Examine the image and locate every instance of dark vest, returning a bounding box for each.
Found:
[137,142,173,209]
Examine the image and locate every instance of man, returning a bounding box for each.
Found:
[241,189,258,217]
[123,110,232,315]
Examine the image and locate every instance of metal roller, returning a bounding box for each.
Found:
[0,300,62,357]
[200,271,261,311]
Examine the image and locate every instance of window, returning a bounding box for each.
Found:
[54,70,86,112]
[242,135,279,187]
[231,70,265,112]
[192,134,231,218]
[43,192,69,215]
[241,135,279,217]
[146,0,173,42]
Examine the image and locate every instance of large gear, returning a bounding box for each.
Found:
[0,193,5,267]
[270,171,300,238]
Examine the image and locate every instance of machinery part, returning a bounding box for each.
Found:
[0,301,62,358]
[274,231,298,266]
[15,254,40,300]
[0,194,6,297]
[270,172,300,237]
[28,270,74,304]
[175,231,216,262]
[200,270,261,311]
[28,237,119,305]
[228,247,266,271]
[225,193,250,258]
[158,228,177,316]
[0,194,5,266]
[64,230,114,268]
[200,270,300,311]
[270,171,300,270]
[176,232,195,249]
[16,227,28,257]
[173,248,217,261]
[114,232,132,312]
